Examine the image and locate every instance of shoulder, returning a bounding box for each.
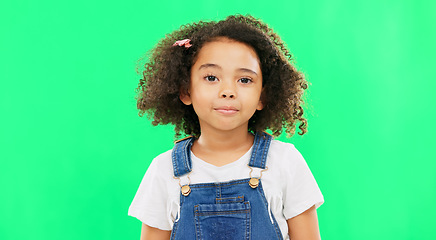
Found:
[267,139,310,174]
[145,149,174,178]
[132,148,178,199]
[269,139,297,153]
[268,139,302,163]
[152,148,173,164]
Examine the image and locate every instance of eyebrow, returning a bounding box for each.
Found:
[198,63,258,76]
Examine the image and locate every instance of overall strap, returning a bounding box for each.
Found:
[248,132,273,169]
[172,137,195,177]
[172,132,272,176]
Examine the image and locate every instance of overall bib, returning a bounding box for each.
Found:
[170,132,284,240]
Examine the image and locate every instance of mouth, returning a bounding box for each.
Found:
[214,106,239,114]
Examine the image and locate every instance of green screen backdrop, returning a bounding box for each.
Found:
[1,0,435,239]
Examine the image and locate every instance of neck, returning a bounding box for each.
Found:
[195,127,254,153]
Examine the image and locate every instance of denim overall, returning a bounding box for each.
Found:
[170,132,283,240]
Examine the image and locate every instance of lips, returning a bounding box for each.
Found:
[214,106,239,114]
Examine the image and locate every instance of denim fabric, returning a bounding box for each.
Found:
[171,132,283,240]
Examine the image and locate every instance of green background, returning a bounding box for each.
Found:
[1,0,435,239]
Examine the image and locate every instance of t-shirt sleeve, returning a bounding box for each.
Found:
[128,154,172,230]
[282,144,324,220]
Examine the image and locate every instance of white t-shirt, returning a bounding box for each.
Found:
[128,139,324,239]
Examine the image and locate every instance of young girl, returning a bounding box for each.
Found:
[129,15,324,240]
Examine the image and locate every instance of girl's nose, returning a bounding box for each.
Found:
[221,91,235,98]
[219,79,236,99]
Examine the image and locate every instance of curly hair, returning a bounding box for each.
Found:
[136,14,308,138]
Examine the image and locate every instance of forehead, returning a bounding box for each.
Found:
[193,39,261,71]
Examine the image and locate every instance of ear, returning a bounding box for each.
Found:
[256,99,264,110]
[256,89,264,110]
[179,90,192,105]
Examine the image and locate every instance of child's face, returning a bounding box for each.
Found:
[180,38,263,134]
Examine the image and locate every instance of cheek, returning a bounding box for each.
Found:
[190,90,212,107]
[190,84,216,100]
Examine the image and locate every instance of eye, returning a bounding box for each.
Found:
[238,78,253,84]
[205,75,218,82]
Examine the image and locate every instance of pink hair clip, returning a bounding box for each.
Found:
[172,39,192,48]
